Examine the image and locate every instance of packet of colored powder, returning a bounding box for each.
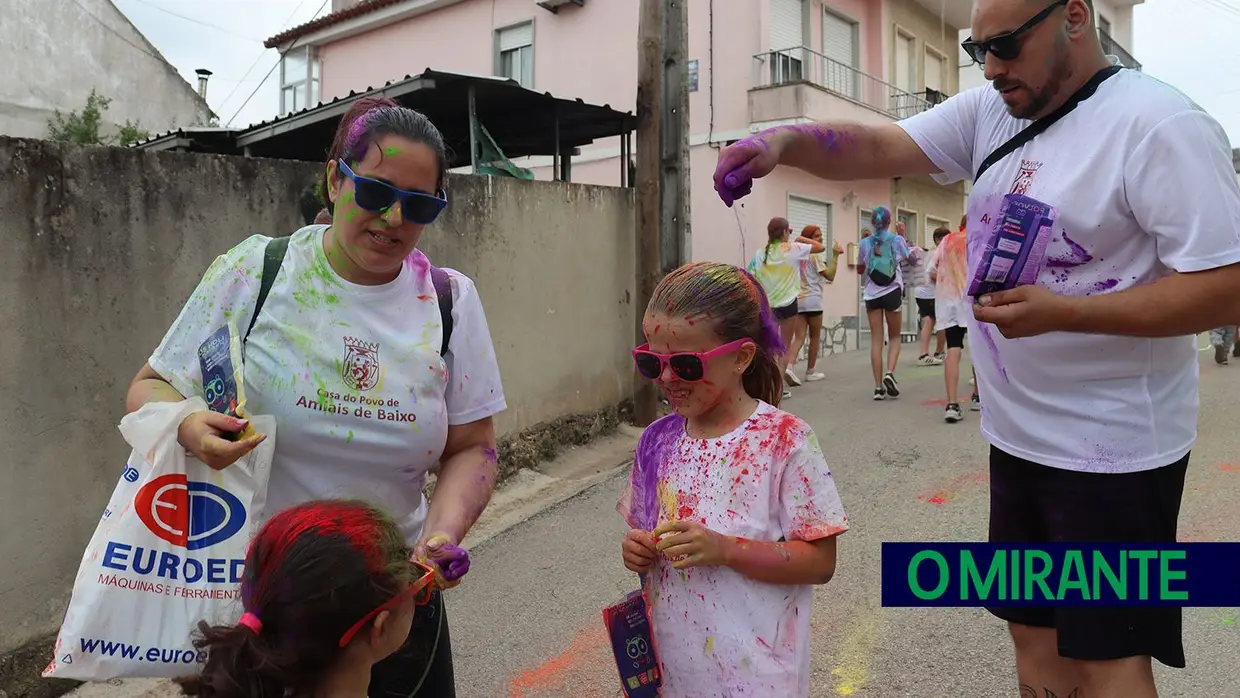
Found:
[198,323,260,441]
[967,193,1058,298]
[603,588,662,698]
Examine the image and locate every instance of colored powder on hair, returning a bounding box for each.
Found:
[967,194,1057,297]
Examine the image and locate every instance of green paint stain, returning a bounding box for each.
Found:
[383,146,401,156]
[346,430,355,443]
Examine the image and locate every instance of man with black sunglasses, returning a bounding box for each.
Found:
[712,1,1240,696]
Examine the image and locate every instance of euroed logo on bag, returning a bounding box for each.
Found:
[98,473,249,599]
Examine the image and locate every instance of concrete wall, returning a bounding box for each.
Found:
[0,0,212,139]
[0,137,636,662]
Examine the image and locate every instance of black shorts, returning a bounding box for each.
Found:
[944,325,966,349]
[799,310,823,318]
[370,591,456,696]
[772,300,798,320]
[865,289,903,313]
[986,447,1189,668]
[916,298,936,320]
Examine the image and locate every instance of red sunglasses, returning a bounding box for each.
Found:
[632,338,752,382]
[338,559,436,647]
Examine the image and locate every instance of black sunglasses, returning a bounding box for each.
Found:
[337,160,448,225]
[961,0,1068,66]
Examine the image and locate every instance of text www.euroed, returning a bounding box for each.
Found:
[79,637,206,665]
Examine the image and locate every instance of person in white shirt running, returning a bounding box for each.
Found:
[709,1,1240,696]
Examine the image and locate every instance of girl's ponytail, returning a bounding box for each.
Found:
[194,621,287,698]
[743,343,785,407]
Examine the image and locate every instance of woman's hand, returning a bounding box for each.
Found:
[832,241,844,256]
[177,410,265,471]
[653,520,733,570]
[416,533,470,590]
[622,529,659,574]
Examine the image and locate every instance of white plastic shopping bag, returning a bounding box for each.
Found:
[43,397,276,680]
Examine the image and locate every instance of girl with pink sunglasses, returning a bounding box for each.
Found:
[618,261,849,697]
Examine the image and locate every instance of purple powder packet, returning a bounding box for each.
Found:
[967,194,1058,297]
[603,589,662,698]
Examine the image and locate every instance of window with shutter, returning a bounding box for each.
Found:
[496,23,535,88]
[924,50,943,93]
[769,0,805,83]
[787,196,832,250]
[822,10,856,99]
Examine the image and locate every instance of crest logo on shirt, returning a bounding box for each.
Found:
[1010,159,1043,195]
[342,337,381,391]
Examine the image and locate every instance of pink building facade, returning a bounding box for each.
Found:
[268,0,971,331]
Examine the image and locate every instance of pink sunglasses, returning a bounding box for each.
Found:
[632,339,752,382]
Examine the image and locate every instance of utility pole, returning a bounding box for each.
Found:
[634,0,663,427]
[660,0,690,275]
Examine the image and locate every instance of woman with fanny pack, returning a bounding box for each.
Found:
[125,96,505,697]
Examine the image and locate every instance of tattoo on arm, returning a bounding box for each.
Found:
[1020,685,1080,698]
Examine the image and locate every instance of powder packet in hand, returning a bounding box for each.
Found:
[603,588,662,698]
[967,194,1058,297]
[198,323,259,441]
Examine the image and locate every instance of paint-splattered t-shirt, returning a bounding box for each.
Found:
[748,242,814,310]
[931,230,969,331]
[898,61,1240,473]
[617,402,848,698]
[148,225,506,544]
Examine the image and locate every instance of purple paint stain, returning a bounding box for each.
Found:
[1045,232,1093,268]
[715,124,853,206]
[977,324,1009,383]
[482,447,498,463]
[627,415,685,531]
[1090,278,1119,294]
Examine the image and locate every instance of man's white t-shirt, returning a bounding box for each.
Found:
[897,65,1240,473]
[149,225,507,543]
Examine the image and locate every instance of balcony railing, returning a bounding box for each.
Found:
[753,47,933,120]
[1099,29,1141,71]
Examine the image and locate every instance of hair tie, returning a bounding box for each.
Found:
[238,612,263,634]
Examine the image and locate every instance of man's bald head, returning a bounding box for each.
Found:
[969,0,1104,120]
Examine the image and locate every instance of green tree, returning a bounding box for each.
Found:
[47,89,151,146]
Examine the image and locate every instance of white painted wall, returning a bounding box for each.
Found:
[0,0,212,139]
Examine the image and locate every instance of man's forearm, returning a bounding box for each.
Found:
[1063,265,1240,337]
[775,123,885,181]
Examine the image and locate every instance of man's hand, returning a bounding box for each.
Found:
[713,129,794,207]
[973,285,1077,338]
[622,529,658,574]
[653,520,733,570]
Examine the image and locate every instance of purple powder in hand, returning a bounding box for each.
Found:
[430,542,471,581]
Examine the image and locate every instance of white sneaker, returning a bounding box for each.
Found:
[916,354,942,366]
[805,372,825,382]
[782,389,793,400]
[944,403,963,423]
[784,367,803,386]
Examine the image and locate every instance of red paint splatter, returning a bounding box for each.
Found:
[924,495,948,505]
[417,294,432,301]
[920,398,948,407]
[677,505,694,519]
[1219,464,1240,472]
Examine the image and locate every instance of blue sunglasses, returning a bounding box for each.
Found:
[337,160,448,225]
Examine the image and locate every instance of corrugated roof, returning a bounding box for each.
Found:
[264,0,405,48]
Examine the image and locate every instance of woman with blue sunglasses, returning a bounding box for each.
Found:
[126,96,506,697]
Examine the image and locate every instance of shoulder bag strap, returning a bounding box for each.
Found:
[975,65,1123,182]
[429,265,454,357]
[245,236,291,346]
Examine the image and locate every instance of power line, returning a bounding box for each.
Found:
[217,0,320,120]
[226,0,330,127]
[126,0,263,42]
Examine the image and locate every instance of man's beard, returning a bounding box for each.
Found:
[1004,45,1073,120]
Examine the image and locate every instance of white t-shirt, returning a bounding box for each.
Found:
[897,65,1240,473]
[618,402,848,698]
[149,225,507,543]
[905,246,936,300]
[748,242,814,309]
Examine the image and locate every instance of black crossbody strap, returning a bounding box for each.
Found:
[244,235,291,346]
[975,65,1123,182]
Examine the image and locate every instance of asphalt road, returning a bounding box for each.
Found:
[444,338,1240,698]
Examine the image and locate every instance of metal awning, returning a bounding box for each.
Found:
[133,69,636,178]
